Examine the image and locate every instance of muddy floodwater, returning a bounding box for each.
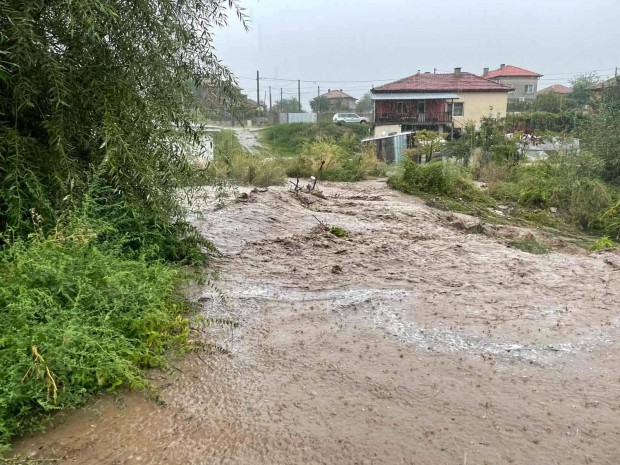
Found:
[13,180,620,464]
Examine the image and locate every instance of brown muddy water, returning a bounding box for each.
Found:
[12,180,620,464]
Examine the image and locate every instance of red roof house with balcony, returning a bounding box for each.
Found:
[370,67,511,136]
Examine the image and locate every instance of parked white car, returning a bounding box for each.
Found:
[333,113,368,124]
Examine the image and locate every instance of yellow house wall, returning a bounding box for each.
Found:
[453,92,508,129]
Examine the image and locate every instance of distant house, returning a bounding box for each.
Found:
[483,64,543,102]
[370,67,511,136]
[244,97,267,112]
[538,84,572,95]
[322,89,357,111]
[587,76,620,99]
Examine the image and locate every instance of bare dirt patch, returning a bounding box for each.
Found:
[12,179,620,465]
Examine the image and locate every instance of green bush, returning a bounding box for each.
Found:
[504,111,588,133]
[208,152,287,188]
[589,236,616,251]
[388,158,481,199]
[489,155,616,231]
[286,139,385,182]
[599,201,620,240]
[0,233,190,447]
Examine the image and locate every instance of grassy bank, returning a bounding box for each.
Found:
[205,127,384,187]
[260,122,370,156]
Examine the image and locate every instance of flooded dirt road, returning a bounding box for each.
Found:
[13,180,620,464]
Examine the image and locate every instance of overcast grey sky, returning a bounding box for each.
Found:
[214,0,620,109]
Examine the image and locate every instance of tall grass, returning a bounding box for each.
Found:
[489,154,616,231]
[285,138,386,182]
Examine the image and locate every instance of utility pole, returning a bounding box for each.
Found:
[280,88,283,112]
[317,85,320,113]
[256,70,260,110]
[298,80,301,112]
[269,86,272,112]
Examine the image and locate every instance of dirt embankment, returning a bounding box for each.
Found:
[12,179,620,464]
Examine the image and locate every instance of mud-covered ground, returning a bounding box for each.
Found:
[13,180,620,464]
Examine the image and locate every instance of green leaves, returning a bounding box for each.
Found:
[1,0,244,238]
[0,233,189,447]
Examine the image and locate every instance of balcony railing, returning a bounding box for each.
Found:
[375,111,452,124]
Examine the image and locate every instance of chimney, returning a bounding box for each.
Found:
[454,67,462,76]
[328,88,331,92]
[483,67,489,76]
[500,64,505,69]
[340,89,342,92]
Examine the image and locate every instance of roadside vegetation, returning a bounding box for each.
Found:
[204,124,385,187]
[261,122,369,156]
[389,84,620,250]
[0,0,245,450]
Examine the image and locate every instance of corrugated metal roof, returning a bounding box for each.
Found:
[371,92,459,100]
[362,131,417,142]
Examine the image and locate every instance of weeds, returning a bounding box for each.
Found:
[589,236,617,251]
[285,139,385,182]
[329,226,348,238]
[508,235,550,254]
[389,158,488,200]
[0,231,192,447]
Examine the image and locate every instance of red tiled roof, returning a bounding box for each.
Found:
[485,65,542,79]
[372,72,511,93]
[322,89,356,100]
[538,84,572,95]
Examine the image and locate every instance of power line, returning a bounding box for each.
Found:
[235,67,618,85]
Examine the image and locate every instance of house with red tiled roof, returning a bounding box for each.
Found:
[483,64,543,102]
[321,89,357,111]
[538,84,572,95]
[370,67,511,136]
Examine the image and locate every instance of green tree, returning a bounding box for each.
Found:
[356,92,373,113]
[570,72,601,106]
[533,92,576,113]
[275,97,303,112]
[0,0,245,238]
[310,95,330,112]
[583,79,620,184]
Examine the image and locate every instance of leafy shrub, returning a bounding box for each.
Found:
[504,111,588,133]
[599,201,620,240]
[589,236,616,251]
[388,158,483,199]
[286,139,385,182]
[489,155,616,231]
[0,232,191,447]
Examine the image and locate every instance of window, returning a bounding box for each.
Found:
[449,102,464,117]
[524,84,534,94]
[397,101,405,113]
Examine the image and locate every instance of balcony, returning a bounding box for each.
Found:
[375,111,452,124]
